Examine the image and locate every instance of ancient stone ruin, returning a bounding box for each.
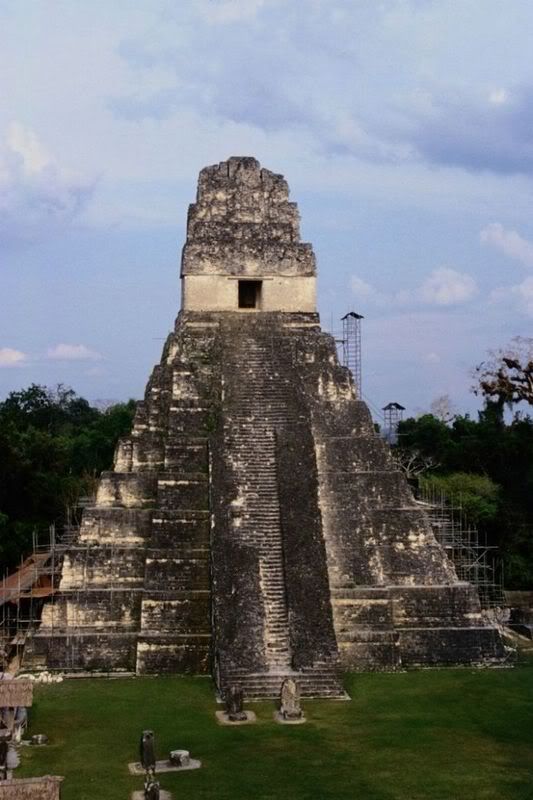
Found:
[30,156,504,697]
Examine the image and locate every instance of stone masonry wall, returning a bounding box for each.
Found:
[33,315,218,674]
[287,324,504,668]
[181,156,317,313]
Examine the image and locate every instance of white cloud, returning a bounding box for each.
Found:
[7,123,51,174]
[480,222,533,269]
[47,343,102,361]
[0,347,27,367]
[350,268,477,309]
[491,276,533,317]
[416,268,478,306]
[482,223,533,316]
[0,123,93,244]
[350,276,378,300]
[488,88,508,105]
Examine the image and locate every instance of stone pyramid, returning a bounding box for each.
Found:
[31,157,504,697]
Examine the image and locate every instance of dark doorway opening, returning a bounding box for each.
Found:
[238,280,262,309]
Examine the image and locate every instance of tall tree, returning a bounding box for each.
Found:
[473,337,533,411]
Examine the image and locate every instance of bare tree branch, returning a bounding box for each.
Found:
[393,449,440,479]
[472,336,533,408]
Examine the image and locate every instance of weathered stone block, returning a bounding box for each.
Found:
[80,508,152,545]
[136,636,211,674]
[144,556,210,591]
[96,473,156,508]
[157,475,209,510]
[150,512,210,548]
[164,441,208,472]
[140,595,210,633]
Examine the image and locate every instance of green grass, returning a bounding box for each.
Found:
[18,665,533,800]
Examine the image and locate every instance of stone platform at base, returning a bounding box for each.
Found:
[274,711,306,725]
[128,759,201,775]
[215,710,256,725]
[132,792,172,800]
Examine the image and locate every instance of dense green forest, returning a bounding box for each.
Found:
[0,385,136,573]
[396,407,533,588]
[394,338,533,588]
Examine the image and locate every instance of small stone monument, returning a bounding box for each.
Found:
[129,734,201,777]
[226,686,247,721]
[140,730,156,776]
[131,731,192,798]
[169,750,190,767]
[275,678,305,724]
[215,684,256,725]
[144,777,160,800]
[31,734,48,746]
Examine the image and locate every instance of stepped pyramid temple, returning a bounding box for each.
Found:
[31,157,504,697]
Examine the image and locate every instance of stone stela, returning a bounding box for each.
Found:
[130,730,200,779]
[276,678,305,724]
[224,686,247,721]
[29,156,505,699]
[216,684,256,725]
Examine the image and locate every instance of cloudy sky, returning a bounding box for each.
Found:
[1,0,533,418]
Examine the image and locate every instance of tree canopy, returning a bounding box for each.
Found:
[0,384,136,573]
[397,406,533,588]
[473,336,533,410]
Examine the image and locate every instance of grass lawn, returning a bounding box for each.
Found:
[18,664,533,800]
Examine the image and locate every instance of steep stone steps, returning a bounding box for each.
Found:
[220,669,346,700]
[221,333,295,671]
[214,326,345,698]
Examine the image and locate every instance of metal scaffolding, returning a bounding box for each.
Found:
[417,483,504,608]
[0,524,79,672]
[382,402,406,445]
[341,312,364,398]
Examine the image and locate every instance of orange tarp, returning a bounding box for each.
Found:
[0,554,53,607]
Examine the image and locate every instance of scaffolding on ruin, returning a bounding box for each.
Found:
[0,516,85,673]
[416,483,504,608]
[382,402,406,445]
[325,313,391,432]
[340,312,364,398]
[0,506,147,674]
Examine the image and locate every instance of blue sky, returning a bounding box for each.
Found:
[1,0,532,417]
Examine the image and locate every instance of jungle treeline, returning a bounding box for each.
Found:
[0,384,136,573]
[396,404,533,589]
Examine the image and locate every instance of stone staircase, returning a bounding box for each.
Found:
[224,334,293,671]
[220,666,345,699]
[218,324,345,698]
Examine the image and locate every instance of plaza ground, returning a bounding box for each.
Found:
[18,661,533,800]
